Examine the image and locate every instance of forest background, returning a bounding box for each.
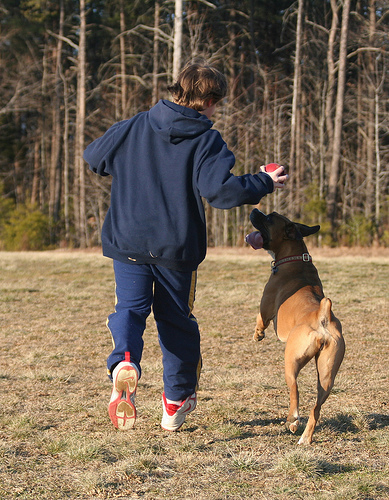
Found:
[0,0,388,250]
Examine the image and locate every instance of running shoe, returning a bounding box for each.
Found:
[108,355,139,430]
[161,392,197,431]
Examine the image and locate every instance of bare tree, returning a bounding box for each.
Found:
[327,0,351,235]
[325,0,339,159]
[365,0,376,219]
[49,0,65,224]
[119,0,127,118]
[62,69,71,242]
[288,0,304,218]
[74,0,87,247]
[152,0,160,105]
[173,0,183,80]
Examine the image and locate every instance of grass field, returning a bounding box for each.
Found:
[0,247,388,499]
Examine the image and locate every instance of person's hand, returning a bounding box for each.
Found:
[260,165,289,189]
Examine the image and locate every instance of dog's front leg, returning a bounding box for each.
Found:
[255,290,276,341]
[254,311,268,341]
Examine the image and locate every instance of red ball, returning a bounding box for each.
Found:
[265,163,281,172]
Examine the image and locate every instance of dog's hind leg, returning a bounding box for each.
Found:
[297,366,331,445]
[284,352,308,435]
[298,342,343,445]
[284,327,321,436]
[298,304,345,445]
[284,359,301,434]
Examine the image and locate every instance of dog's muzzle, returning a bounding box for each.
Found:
[249,209,271,247]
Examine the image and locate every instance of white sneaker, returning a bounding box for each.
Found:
[108,357,139,430]
[161,392,197,431]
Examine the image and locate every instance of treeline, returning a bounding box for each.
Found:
[0,0,388,250]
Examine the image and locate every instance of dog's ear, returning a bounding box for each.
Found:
[294,223,320,238]
[285,222,303,240]
[285,222,320,240]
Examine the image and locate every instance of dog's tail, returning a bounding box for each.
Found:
[318,297,332,328]
[318,297,340,344]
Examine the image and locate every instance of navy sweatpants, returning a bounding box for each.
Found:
[107,260,202,401]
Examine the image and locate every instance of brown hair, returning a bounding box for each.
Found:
[168,59,227,111]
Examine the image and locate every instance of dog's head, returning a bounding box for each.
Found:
[249,209,320,252]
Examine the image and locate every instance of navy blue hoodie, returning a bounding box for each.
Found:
[84,99,274,271]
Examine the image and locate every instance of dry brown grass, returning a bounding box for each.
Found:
[0,247,388,499]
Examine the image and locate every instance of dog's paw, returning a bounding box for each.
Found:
[253,330,265,341]
[297,434,312,445]
[287,419,299,434]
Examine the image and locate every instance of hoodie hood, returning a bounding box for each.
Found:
[148,99,213,144]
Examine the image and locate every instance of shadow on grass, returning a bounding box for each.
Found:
[315,460,356,475]
[322,412,389,434]
[323,413,360,433]
[366,413,389,429]
[240,417,285,427]
[230,412,389,439]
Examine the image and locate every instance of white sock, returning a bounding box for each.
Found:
[166,398,182,405]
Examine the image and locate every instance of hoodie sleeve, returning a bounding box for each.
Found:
[195,132,274,209]
[84,123,123,176]
[83,121,130,176]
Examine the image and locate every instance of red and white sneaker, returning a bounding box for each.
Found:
[161,392,197,431]
[108,354,139,430]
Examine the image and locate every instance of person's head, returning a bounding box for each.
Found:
[168,59,227,112]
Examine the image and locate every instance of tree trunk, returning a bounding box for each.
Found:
[49,0,64,224]
[374,85,381,227]
[31,139,40,205]
[62,70,70,242]
[319,82,326,200]
[374,48,385,228]
[325,0,339,157]
[119,0,127,118]
[288,0,304,218]
[173,0,183,81]
[152,0,160,105]
[40,43,49,210]
[327,0,351,236]
[365,0,376,218]
[74,0,87,247]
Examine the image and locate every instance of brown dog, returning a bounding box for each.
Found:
[249,209,345,444]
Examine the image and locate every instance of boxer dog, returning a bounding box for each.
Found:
[247,209,345,444]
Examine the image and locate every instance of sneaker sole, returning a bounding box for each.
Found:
[161,419,185,432]
[109,365,138,430]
